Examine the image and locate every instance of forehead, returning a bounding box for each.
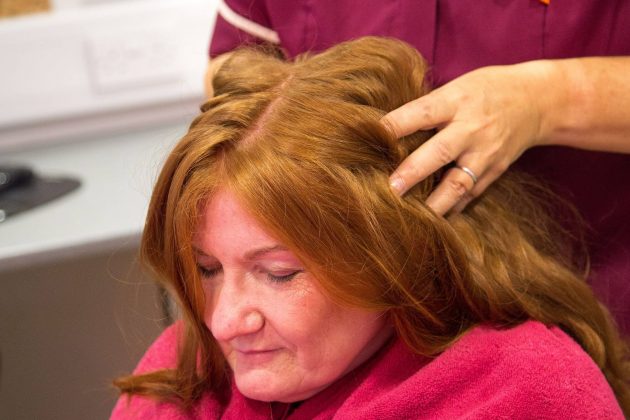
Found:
[194,189,278,254]
[200,189,256,228]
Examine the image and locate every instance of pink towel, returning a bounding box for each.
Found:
[111,320,623,419]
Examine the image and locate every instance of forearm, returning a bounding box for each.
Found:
[537,56,630,153]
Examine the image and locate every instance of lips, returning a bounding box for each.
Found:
[234,348,280,364]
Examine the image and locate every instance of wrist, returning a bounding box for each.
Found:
[517,59,571,147]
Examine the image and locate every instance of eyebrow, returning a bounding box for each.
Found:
[244,245,289,260]
[193,245,289,261]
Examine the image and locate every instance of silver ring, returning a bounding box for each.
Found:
[456,165,478,185]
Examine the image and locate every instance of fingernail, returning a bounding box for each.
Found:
[389,175,405,195]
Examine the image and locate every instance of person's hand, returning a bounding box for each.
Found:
[383,62,554,215]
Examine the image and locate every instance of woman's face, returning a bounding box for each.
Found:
[193,189,391,403]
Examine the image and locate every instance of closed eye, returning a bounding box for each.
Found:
[267,270,302,283]
[198,265,222,278]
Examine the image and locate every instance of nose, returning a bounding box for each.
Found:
[206,271,265,342]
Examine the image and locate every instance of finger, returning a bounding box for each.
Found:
[450,167,504,214]
[425,166,477,216]
[381,90,454,138]
[389,126,467,195]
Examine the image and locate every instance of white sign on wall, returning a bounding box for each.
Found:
[0,0,218,152]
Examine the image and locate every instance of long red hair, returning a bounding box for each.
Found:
[115,37,629,414]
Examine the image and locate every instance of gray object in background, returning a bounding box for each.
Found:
[0,165,81,222]
[0,245,167,420]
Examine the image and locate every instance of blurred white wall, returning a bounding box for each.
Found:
[0,0,218,153]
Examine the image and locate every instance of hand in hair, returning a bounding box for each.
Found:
[384,57,630,215]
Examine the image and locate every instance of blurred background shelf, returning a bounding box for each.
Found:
[0,122,186,270]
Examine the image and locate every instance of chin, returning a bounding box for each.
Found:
[234,373,319,403]
[236,379,288,402]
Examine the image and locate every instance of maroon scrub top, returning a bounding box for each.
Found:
[209,0,630,334]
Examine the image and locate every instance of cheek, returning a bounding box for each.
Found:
[321,311,387,366]
[260,288,333,357]
[202,286,225,342]
[201,286,213,327]
[202,305,212,331]
[293,305,386,367]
